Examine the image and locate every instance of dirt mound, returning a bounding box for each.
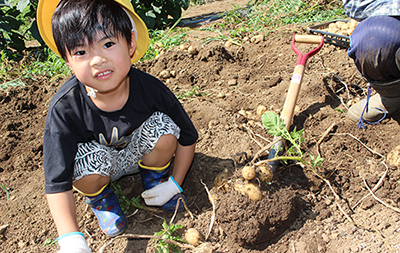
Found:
[1,22,400,253]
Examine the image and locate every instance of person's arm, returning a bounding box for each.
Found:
[47,191,91,253]
[172,143,196,186]
[47,190,79,235]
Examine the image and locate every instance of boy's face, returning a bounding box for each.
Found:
[65,31,136,92]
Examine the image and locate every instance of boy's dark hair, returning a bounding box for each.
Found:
[52,0,133,60]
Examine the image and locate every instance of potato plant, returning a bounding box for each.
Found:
[261,112,324,171]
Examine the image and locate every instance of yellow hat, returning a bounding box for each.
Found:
[36,0,149,63]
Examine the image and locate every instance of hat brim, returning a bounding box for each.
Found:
[36,0,149,63]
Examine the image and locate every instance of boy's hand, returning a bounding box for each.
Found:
[57,232,91,253]
[141,176,182,206]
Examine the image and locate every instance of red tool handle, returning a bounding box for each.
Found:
[267,34,324,175]
[292,34,324,66]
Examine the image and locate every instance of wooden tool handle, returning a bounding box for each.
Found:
[294,35,323,44]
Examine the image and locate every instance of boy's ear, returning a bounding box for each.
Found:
[129,31,137,58]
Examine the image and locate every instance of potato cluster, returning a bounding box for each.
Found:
[234,182,263,201]
[322,19,358,37]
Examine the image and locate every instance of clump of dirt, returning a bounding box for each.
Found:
[1,12,400,253]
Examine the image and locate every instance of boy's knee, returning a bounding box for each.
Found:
[155,134,177,152]
[142,134,177,167]
[73,174,110,195]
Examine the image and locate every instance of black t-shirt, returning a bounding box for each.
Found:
[43,67,198,194]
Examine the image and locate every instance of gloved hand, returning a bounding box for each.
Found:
[57,232,91,253]
[141,176,182,206]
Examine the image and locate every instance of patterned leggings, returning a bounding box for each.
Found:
[73,112,180,182]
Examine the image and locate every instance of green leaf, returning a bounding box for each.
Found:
[289,127,304,143]
[16,0,29,13]
[0,15,21,32]
[28,20,44,46]
[146,10,157,19]
[176,0,190,10]
[261,111,286,137]
[0,184,9,202]
[151,3,162,14]
[164,3,182,21]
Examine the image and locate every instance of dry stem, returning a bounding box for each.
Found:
[250,136,282,165]
[200,179,215,241]
[352,161,388,210]
[316,122,336,157]
[169,197,194,225]
[372,225,394,252]
[363,178,400,213]
[331,133,384,157]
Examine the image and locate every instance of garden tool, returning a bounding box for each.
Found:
[267,34,324,177]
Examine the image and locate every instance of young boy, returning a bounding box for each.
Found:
[37,0,198,252]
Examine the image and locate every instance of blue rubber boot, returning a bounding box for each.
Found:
[138,160,186,212]
[138,160,170,190]
[86,187,127,237]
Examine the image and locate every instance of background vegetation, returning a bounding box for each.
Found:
[0,0,345,85]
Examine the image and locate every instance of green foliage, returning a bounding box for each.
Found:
[0,0,42,60]
[24,49,71,80]
[154,220,185,253]
[334,108,346,114]
[176,86,207,100]
[0,184,9,202]
[131,0,190,30]
[217,0,345,34]
[142,28,187,61]
[261,112,293,147]
[200,27,241,45]
[111,182,159,214]
[0,78,25,89]
[43,238,56,246]
[1,48,71,87]
[261,111,323,168]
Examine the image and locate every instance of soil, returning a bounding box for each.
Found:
[1,1,400,253]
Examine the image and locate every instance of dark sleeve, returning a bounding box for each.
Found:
[131,68,198,146]
[43,130,78,193]
[43,79,86,194]
[164,92,198,146]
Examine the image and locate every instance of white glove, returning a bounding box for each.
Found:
[57,232,91,253]
[141,176,182,206]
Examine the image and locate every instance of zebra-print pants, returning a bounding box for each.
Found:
[73,112,181,182]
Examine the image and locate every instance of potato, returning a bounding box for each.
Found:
[335,21,347,29]
[250,34,264,44]
[159,70,170,79]
[347,19,358,29]
[387,145,400,167]
[256,105,267,116]
[328,27,339,34]
[242,166,256,180]
[258,165,273,182]
[328,23,338,30]
[340,22,349,30]
[243,183,263,201]
[188,45,198,55]
[185,228,203,246]
[179,44,188,50]
[338,30,349,36]
[214,168,230,191]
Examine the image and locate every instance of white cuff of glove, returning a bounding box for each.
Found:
[141,176,182,206]
[57,232,91,253]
